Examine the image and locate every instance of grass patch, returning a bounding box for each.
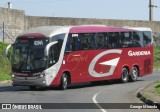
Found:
[142,93,151,99]
[0,74,11,81]
[156,80,160,84]
[155,80,160,96]
[154,46,160,70]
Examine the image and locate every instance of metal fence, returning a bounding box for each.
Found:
[0,22,15,44]
[0,21,18,81]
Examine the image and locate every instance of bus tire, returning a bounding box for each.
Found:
[60,73,68,90]
[130,67,138,82]
[120,67,129,83]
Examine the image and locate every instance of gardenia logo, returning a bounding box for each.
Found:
[128,50,151,56]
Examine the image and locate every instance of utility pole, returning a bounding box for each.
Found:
[8,0,12,9]
[2,22,5,43]
[149,0,154,21]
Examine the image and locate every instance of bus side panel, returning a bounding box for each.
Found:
[50,45,153,86]
[50,51,88,85]
[61,50,123,84]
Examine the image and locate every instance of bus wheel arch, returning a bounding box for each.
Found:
[120,66,129,83]
[129,65,139,82]
[64,71,71,85]
[59,71,71,90]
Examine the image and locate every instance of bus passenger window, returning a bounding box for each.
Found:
[132,32,142,47]
[88,34,96,49]
[108,32,120,48]
[105,35,109,48]
[95,33,106,49]
[65,38,71,51]
[121,32,132,48]
[65,34,80,52]
[65,35,74,52]
[75,37,81,50]
[80,33,96,50]
[70,36,75,51]
[81,37,88,50]
[143,31,151,46]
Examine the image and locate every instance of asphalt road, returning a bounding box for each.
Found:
[0,72,160,112]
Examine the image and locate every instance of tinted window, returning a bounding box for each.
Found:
[132,32,143,47]
[120,32,132,47]
[108,32,121,48]
[12,38,49,71]
[95,33,106,49]
[66,31,151,51]
[65,33,96,51]
[51,34,65,52]
[120,32,143,48]
[143,31,152,46]
[51,34,65,42]
[48,45,60,67]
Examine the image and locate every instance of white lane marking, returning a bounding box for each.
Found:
[92,92,108,112]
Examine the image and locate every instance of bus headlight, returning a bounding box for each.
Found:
[12,74,15,77]
[39,72,45,78]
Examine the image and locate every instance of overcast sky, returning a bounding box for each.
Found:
[1,0,160,21]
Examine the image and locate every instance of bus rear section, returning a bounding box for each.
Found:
[6,25,153,90]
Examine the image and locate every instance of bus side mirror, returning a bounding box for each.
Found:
[44,41,58,57]
[5,44,12,59]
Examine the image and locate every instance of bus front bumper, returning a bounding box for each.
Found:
[12,76,47,87]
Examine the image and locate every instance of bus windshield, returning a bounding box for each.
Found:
[12,38,49,72]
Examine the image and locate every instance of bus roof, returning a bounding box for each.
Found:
[127,27,152,32]
[18,26,70,38]
[18,25,151,38]
[69,25,135,33]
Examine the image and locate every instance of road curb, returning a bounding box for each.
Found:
[137,88,160,110]
[0,80,11,84]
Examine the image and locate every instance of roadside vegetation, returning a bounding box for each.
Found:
[0,42,11,81]
[154,46,160,96]
[154,46,160,70]
[155,80,160,96]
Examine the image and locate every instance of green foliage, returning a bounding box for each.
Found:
[0,42,11,81]
[155,81,160,95]
[154,46,160,70]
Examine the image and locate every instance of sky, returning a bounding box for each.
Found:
[1,0,160,21]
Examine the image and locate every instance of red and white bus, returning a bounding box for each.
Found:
[6,25,153,90]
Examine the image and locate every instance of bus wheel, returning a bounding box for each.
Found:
[121,67,129,83]
[60,73,68,90]
[130,67,138,82]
